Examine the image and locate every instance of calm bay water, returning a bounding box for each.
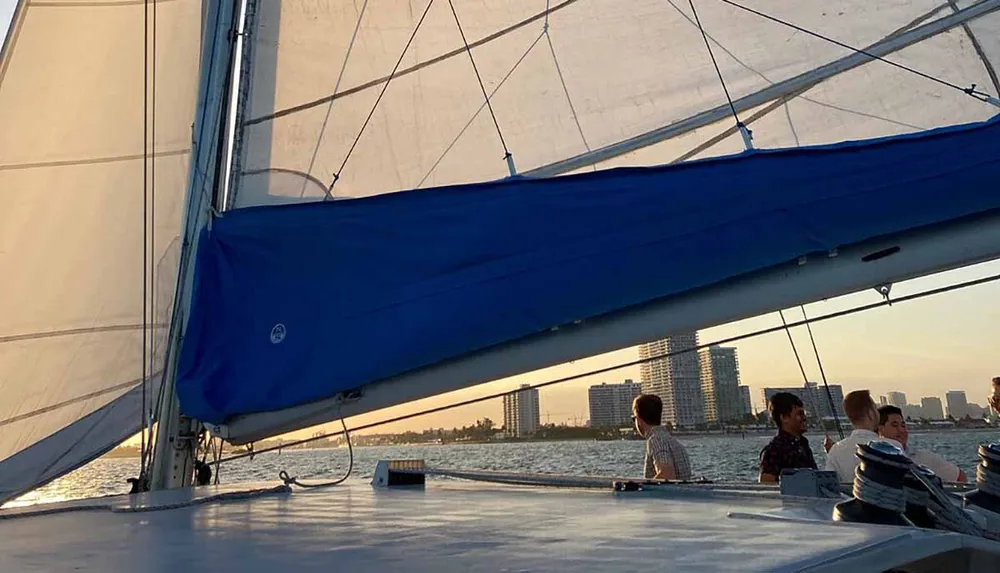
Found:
[7,429,997,508]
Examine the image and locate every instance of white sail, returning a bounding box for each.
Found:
[231,0,1000,207]
[0,375,160,505]
[0,0,202,495]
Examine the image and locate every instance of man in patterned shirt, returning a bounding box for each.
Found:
[759,392,817,483]
[632,394,692,480]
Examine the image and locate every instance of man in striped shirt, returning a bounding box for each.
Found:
[632,394,693,480]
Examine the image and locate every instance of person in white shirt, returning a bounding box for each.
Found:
[876,405,967,483]
[825,390,885,483]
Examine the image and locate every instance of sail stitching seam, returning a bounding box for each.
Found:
[242,0,582,127]
[0,379,146,428]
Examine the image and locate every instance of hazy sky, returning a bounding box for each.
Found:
[2,7,997,444]
[1,0,13,40]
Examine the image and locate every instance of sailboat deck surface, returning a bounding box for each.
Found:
[0,478,992,572]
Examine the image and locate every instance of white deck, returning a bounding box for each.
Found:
[0,478,997,572]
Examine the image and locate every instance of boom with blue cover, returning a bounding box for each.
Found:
[177,117,1000,424]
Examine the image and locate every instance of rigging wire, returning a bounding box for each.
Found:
[778,310,844,440]
[687,0,752,149]
[689,0,738,124]
[542,0,593,164]
[211,270,1000,466]
[145,0,158,475]
[417,31,546,188]
[447,0,514,171]
[139,0,235,485]
[715,0,998,103]
[278,418,354,488]
[299,0,368,198]
[140,0,150,480]
[326,0,435,198]
[777,310,837,441]
[244,0,582,128]
[800,305,844,440]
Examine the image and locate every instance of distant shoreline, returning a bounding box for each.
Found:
[103,426,997,458]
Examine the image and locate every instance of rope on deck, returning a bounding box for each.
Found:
[110,484,292,513]
[391,466,791,493]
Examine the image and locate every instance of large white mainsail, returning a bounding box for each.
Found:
[231,0,999,206]
[192,0,1000,444]
[0,0,202,502]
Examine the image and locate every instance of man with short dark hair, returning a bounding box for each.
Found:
[632,394,692,480]
[825,389,882,483]
[759,392,816,483]
[877,405,966,483]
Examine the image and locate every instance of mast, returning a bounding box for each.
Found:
[149,0,243,490]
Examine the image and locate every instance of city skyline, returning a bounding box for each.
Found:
[268,257,1000,440]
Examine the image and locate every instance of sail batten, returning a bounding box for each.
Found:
[180,115,1000,428]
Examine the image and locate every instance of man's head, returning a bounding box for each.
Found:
[632,394,662,437]
[877,405,908,448]
[843,390,878,431]
[769,392,807,436]
[991,377,1000,412]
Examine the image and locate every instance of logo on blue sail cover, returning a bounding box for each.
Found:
[270,323,286,344]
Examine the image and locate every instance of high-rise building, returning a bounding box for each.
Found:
[699,346,743,424]
[761,383,845,422]
[588,380,642,428]
[903,404,924,420]
[887,392,907,409]
[739,385,753,417]
[878,395,888,406]
[639,333,704,428]
[503,384,540,438]
[920,397,945,420]
[946,391,969,419]
[967,403,988,418]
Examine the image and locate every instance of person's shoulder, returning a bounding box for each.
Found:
[912,448,954,467]
[764,432,784,445]
[825,443,844,466]
[760,436,779,459]
[827,438,849,455]
[912,449,961,481]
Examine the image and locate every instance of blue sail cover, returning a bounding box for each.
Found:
[177,117,1000,424]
